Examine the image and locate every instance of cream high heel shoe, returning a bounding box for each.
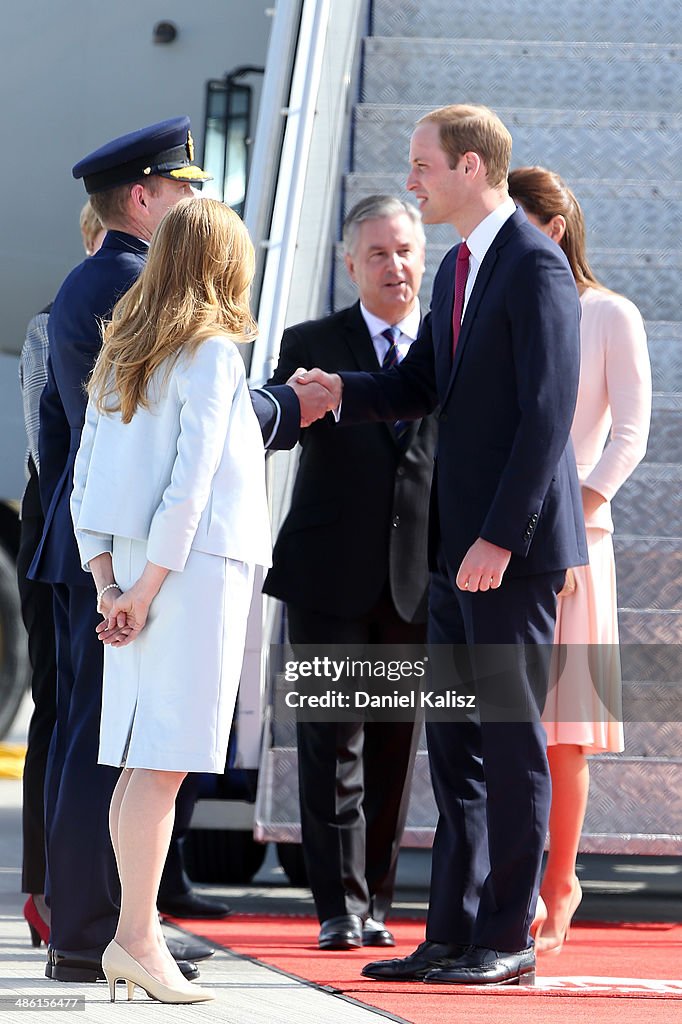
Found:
[102,940,214,1004]
[535,879,583,955]
[530,893,548,944]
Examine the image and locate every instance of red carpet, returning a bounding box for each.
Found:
[174,914,682,1024]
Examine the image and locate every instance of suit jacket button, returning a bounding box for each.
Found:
[392,514,401,527]
[396,466,406,477]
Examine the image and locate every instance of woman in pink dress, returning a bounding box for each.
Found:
[508,167,651,953]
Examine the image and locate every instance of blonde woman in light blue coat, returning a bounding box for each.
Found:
[70,198,271,1003]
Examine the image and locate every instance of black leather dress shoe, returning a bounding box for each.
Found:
[46,948,106,983]
[362,940,465,980]
[158,891,232,919]
[165,935,215,963]
[318,914,363,950]
[46,947,200,982]
[44,946,55,979]
[361,918,395,947]
[424,944,536,986]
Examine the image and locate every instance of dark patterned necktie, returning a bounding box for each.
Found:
[381,325,401,368]
[381,326,408,445]
[452,240,470,357]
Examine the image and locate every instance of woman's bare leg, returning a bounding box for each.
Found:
[537,744,586,951]
[112,767,188,984]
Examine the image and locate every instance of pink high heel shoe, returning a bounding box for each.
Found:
[535,880,582,955]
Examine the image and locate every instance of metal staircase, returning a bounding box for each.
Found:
[337,0,682,853]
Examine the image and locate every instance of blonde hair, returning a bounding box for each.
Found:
[89,197,257,423]
[418,104,512,188]
[79,200,104,254]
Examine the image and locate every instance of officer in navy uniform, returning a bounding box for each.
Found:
[29,117,311,982]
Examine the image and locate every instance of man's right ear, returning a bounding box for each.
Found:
[129,183,147,210]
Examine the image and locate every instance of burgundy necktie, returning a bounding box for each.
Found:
[452,241,470,357]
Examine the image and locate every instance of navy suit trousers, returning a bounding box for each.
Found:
[424,554,564,952]
[45,583,120,951]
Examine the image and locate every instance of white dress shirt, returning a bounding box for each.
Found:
[461,197,517,316]
[359,301,422,364]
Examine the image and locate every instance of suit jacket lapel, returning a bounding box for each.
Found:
[433,249,457,395]
[341,302,381,372]
[442,213,519,407]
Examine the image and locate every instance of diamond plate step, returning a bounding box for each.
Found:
[621,679,682,726]
[362,39,682,111]
[584,757,682,841]
[344,173,682,253]
[588,250,682,323]
[611,463,682,538]
[619,609,682,643]
[615,536,682,610]
[352,106,682,184]
[620,643,682,682]
[372,0,680,44]
[648,324,682,395]
[256,747,682,853]
[645,398,682,463]
[333,243,682,322]
[622,721,682,757]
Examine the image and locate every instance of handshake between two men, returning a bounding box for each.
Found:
[285,366,341,427]
[282,366,512,594]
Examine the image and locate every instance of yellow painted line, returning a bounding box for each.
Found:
[0,743,26,780]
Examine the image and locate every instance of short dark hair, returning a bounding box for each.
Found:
[88,176,161,227]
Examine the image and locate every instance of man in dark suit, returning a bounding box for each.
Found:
[30,117,329,983]
[264,196,436,951]
[301,105,587,985]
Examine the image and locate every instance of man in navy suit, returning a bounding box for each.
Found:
[302,104,587,986]
[30,117,328,982]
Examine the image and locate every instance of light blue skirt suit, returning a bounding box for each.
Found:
[71,335,272,772]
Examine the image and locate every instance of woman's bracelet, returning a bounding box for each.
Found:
[97,581,121,613]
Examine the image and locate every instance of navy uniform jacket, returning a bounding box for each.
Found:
[31,230,297,587]
[263,302,437,623]
[339,207,588,579]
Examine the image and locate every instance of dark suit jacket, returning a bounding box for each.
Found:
[30,231,299,587]
[263,302,437,622]
[339,208,588,579]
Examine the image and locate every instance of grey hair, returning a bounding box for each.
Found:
[342,195,425,256]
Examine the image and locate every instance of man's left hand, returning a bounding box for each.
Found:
[456,538,512,592]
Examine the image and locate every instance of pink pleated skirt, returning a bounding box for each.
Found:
[543,527,624,753]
